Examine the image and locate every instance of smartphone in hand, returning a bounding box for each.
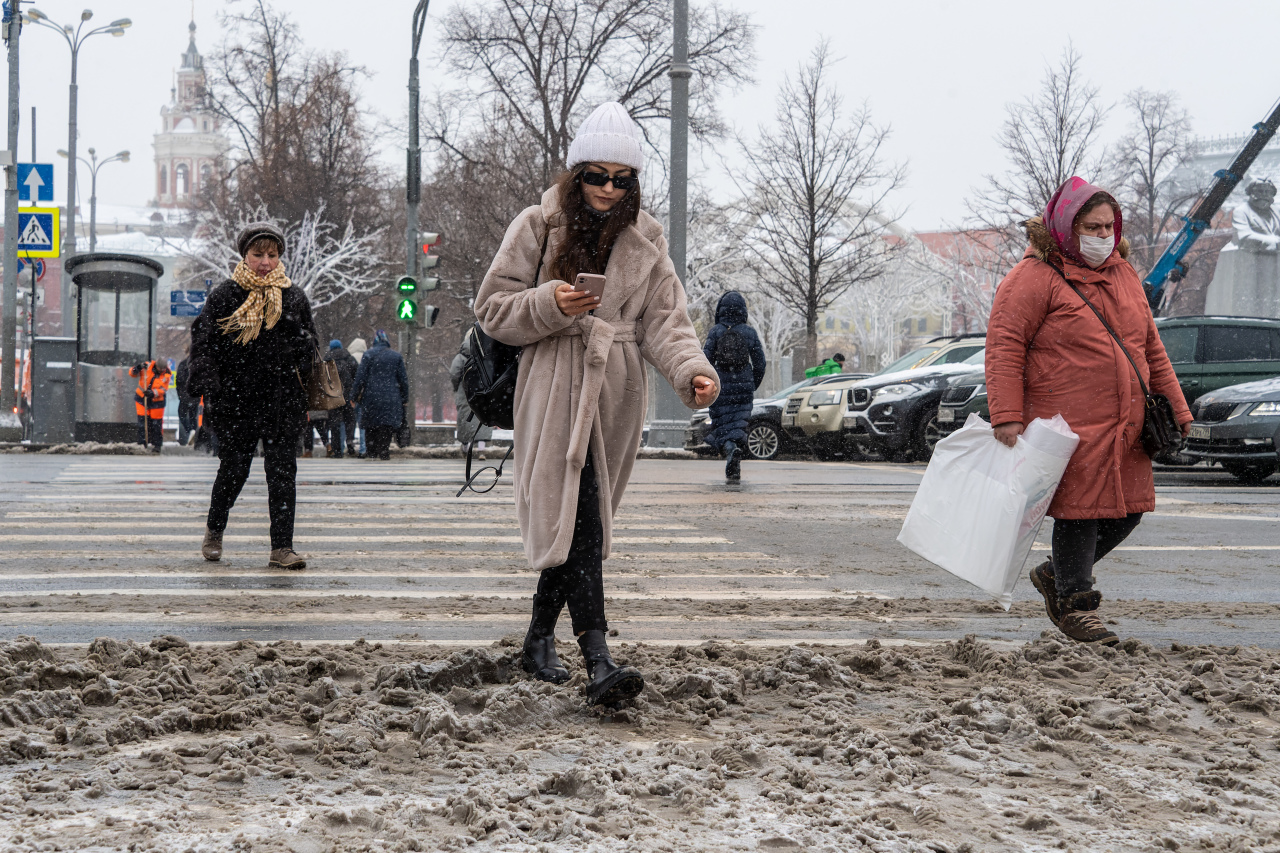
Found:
[574,273,607,302]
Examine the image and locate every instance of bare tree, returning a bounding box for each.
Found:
[968,46,1108,275]
[732,41,905,372]
[196,0,395,339]
[184,203,384,312]
[438,0,755,188]
[1109,89,1202,278]
[205,1,387,229]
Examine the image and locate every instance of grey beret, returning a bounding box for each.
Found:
[236,221,287,257]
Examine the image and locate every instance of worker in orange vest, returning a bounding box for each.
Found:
[129,360,170,452]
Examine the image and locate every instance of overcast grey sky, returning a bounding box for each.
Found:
[14,0,1280,232]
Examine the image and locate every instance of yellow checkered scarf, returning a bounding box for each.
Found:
[220,260,293,345]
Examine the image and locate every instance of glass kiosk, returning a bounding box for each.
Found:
[64,253,166,443]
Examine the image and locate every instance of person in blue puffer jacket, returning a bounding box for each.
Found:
[702,291,767,481]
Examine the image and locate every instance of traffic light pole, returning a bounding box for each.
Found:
[403,0,429,445]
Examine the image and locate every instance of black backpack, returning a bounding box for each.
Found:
[459,324,521,431]
[460,227,549,431]
[456,227,547,495]
[714,324,750,370]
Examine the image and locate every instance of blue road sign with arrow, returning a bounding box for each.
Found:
[17,163,54,203]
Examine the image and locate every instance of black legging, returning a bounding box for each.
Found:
[1051,513,1143,599]
[206,428,298,550]
[533,452,607,635]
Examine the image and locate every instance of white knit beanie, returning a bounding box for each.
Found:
[567,102,644,172]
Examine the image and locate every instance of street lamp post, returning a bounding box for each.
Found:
[25,7,130,335]
[57,147,129,252]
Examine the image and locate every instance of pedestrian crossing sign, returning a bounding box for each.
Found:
[17,207,60,258]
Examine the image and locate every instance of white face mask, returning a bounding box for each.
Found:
[1077,233,1115,267]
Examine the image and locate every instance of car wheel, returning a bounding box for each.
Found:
[913,412,942,462]
[849,435,884,462]
[1222,461,1277,485]
[744,422,781,460]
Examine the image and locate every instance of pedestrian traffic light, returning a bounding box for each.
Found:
[398,298,418,322]
[419,232,441,290]
[396,275,417,294]
[421,305,440,328]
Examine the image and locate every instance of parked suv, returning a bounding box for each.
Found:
[841,350,986,461]
[782,334,985,459]
[775,373,871,458]
[1154,315,1280,407]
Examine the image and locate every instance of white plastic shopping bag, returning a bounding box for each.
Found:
[897,413,1079,610]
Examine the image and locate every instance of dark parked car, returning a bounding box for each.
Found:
[684,375,858,460]
[936,363,988,437]
[1182,377,1280,483]
[840,350,986,461]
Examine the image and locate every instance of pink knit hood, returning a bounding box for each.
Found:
[1043,176,1122,266]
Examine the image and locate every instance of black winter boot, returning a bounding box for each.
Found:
[522,603,570,684]
[578,630,644,706]
[725,441,741,481]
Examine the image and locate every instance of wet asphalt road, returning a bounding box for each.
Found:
[1,450,1279,648]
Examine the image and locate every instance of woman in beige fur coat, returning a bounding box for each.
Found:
[475,102,718,705]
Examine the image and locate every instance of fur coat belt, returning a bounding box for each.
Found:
[551,316,643,471]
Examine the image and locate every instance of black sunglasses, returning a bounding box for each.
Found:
[580,169,636,191]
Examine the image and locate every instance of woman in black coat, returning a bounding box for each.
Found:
[189,222,318,569]
[350,330,408,460]
[702,291,766,481]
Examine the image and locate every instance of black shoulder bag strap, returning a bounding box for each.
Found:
[1042,260,1182,457]
[1041,261,1153,399]
[459,223,550,495]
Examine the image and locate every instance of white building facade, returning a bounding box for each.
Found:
[152,22,227,209]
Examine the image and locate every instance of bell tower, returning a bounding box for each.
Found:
[152,20,227,209]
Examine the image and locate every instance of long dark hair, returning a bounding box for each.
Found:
[547,163,641,284]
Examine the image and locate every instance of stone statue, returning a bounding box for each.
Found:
[1234,179,1280,251]
[1204,177,1280,317]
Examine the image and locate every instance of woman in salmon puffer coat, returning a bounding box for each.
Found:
[985,176,1192,647]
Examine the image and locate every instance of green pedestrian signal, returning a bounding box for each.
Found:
[398,299,418,321]
[397,275,417,293]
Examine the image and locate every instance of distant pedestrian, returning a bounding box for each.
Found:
[350,330,408,461]
[449,333,492,452]
[175,355,198,445]
[324,339,358,458]
[702,291,766,481]
[128,359,170,452]
[189,221,318,570]
[475,101,718,706]
[985,176,1192,646]
[804,352,845,378]
[348,337,368,456]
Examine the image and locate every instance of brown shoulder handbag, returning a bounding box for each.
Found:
[300,347,346,411]
[1044,262,1183,458]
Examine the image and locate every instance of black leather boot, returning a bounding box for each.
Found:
[725,441,741,481]
[522,602,569,684]
[578,630,644,706]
